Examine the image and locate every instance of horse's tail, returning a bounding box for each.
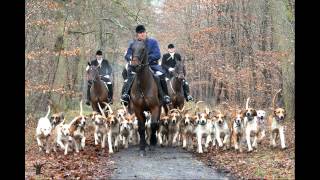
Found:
[80,100,83,116]
[97,102,107,118]
[245,97,250,109]
[272,89,282,109]
[45,105,50,119]
[103,102,113,114]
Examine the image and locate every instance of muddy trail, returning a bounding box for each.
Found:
[110,145,234,180]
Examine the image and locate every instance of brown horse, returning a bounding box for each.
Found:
[167,60,185,110]
[86,63,109,114]
[129,40,161,156]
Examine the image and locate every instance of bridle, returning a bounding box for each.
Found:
[130,40,149,73]
[87,65,100,83]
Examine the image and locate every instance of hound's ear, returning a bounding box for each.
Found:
[231,111,236,118]
[88,62,91,66]
[60,112,65,119]
[252,109,257,116]
[197,112,201,118]
[241,110,247,117]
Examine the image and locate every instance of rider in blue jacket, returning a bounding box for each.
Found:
[120,25,171,106]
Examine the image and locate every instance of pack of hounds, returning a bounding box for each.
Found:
[36,89,287,155]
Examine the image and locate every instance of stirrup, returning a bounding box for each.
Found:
[163,95,171,104]
[121,94,130,105]
[108,98,113,104]
[186,95,194,102]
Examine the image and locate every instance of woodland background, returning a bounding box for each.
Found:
[25,0,295,179]
[25,0,294,120]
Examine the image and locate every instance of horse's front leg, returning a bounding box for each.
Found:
[150,107,160,147]
[137,112,146,156]
[92,102,99,114]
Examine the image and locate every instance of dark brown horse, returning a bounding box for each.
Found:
[86,63,109,114]
[129,40,161,156]
[167,60,185,110]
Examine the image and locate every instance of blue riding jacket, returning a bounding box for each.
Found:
[125,38,165,74]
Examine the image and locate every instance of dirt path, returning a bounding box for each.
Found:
[110,146,233,179]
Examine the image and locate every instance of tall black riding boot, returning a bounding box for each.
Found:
[183,80,193,102]
[155,75,171,105]
[86,84,91,106]
[107,83,113,104]
[120,75,134,106]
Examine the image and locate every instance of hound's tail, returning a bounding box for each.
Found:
[45,105,51,119]
[103,102,113,114]
[195,101,205,112]
[245,98,250,109]
[122,102,127,114]
[98,102,107,118]
[205,106,210,115]
[272,89,282,109]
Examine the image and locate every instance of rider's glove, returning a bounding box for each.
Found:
[168,67,175,72]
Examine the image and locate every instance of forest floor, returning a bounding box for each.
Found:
[25,109,294,179]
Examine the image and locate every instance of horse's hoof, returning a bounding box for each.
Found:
[149,145,156,151]
[139,150,146,157]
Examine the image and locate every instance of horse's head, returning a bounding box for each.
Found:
[130,40,148,72]
[172,60,185,80]
[87,62,100,82]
